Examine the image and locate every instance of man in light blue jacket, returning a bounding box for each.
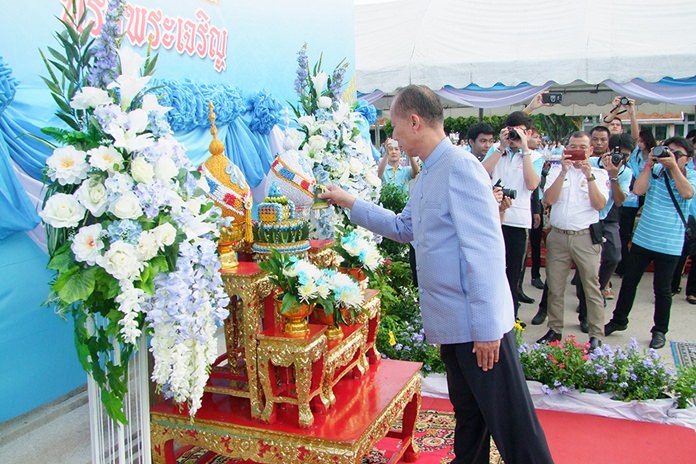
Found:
[320,85,552,464]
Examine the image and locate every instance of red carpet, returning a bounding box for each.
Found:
[175,395,696,463]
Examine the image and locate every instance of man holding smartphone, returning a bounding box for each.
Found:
[538,131,609,350]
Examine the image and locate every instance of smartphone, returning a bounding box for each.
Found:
[542,93,563,104]
[563,149,586,161]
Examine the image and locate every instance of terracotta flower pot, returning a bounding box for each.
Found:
[313,306,351,340]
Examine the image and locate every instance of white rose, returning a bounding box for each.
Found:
[39,193,85,228]
[349,157,363,174]
[130,157,154,184]
[365,172,382,188]
[152,223,177,247]
[46,146,90,186]
[109,192,143,219]
[75,179,108,217]
[71,224,104,265]
[317,96,332,109]
[311,72,328,95]
[154,156,179,182]
[88,145,123,172]
[99,241,144,281]
[307,135,327,153]
[70,87,113,110]
[136,230,159,261]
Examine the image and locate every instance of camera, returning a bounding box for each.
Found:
[542,93,563,104]
[507,127,521,141]
[611,146,624,166]
[620,96,630,106]
[653,146,670,158]
[494,179,517,200]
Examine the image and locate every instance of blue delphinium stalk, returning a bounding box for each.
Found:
[329,61,347,99]
[294,43,309,95]
[87,0,125,88]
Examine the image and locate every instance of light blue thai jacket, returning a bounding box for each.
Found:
[351,138,514,344]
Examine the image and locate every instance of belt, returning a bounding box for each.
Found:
[552,227,590,235]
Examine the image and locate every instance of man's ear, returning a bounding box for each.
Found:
[410,114,420,130]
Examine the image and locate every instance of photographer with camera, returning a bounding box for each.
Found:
[537,132,609,351]
[575,131,633,333]
[602,96,640,141]
[605,137,696,349]
[482,112,543,320]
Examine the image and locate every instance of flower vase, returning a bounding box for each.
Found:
[313,306,349,341]
[275,296,313,337]
[339,266,367,290]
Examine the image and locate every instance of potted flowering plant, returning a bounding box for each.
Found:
[257,249,334,336]
[333,226,384,284]
[313,269,365,339]
[37,3,229,422]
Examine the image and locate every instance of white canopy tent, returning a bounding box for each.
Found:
[354,0,696,106]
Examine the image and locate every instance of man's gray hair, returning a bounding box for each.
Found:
[392,85,444,126]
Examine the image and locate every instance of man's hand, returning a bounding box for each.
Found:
[493,186,504,204]
[533,213,541,229]
[498,128,510,152]
[655,149,678,172]
[524,92,550,114]
[472,339,501,372]
[577,159,593,178]
[318,185,357,209]
[560,153,573,173]
[600,153,621,178]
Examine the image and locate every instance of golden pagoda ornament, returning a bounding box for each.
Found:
[200,102,253,268]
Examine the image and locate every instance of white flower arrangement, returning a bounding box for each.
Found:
[39,41,229,422]
[288,44,381,238]
[334,227,385,276]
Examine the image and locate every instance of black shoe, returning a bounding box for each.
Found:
[531,277,545,289]
[517,290,535,304]
[531,308,547,325]
[537,329,561,344]
[589,337,602,351]
[672,286,682,296]
[604,320,628,336]
[580,319,589,334]
[649,331,666,349]
[515,318,527,329]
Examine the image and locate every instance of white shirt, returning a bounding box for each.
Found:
[488,146,544,228]
[544,165,609,231]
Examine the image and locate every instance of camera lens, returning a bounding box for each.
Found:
[653,146,668,158]
[620,97,629,105]
[507,127,520,141]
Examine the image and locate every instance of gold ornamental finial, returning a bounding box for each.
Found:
[208,101,224,156]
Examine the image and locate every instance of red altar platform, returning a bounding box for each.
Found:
[151,359,422,464]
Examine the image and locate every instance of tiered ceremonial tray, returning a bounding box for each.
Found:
[150,240,422,463]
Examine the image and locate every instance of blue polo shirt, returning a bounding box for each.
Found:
[632,166,696,256]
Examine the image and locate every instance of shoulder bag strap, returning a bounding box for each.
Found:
[663,173,688,228]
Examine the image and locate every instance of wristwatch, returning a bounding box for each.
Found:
[586,174,596,182]
[522,151,532,157]
[610,177,619,182]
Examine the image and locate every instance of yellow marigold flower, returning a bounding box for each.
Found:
[388,330,396,346]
